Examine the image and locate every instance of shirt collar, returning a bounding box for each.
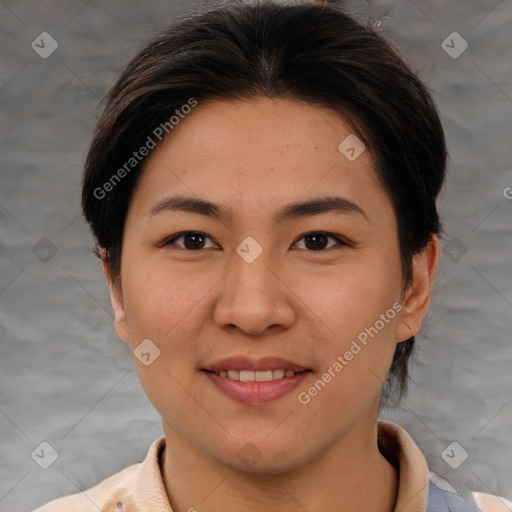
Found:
[131,419,430,512]
[377,419,430,511]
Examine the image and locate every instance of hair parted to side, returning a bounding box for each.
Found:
[82,0,448,406]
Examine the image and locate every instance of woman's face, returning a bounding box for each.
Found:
[108,97,426,473]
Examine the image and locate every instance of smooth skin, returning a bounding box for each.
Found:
[102,97,439,512]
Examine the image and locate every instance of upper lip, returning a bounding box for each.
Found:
[204,356,309,372]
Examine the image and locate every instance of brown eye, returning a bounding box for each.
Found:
[163,232,218,251]
[161,231,349,252]
[293,232,348,251]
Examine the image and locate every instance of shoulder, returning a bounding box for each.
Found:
[472,492,512,512]
[427,472,512,512]
[32,462,141,512]
[33,436,167,512]
[32,436,167,512]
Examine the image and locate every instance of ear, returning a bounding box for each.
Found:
[100,249,131,343]
[396,235,440,342]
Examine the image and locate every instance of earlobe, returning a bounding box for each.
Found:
[396,235,440,342]
[100,251,131,343]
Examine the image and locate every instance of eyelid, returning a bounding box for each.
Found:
[159,231,219,250]
[291,231,351,250]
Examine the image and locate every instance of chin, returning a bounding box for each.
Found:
[214,437,314,476]
[229,453,306,476]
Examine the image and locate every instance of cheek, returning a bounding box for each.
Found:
[292,253,402,395]
[294,255,402,337]
[120,258,220,403]
[119,262,208,416]
[122,257,209,336]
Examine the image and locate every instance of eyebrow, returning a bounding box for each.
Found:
[146,194,368,224]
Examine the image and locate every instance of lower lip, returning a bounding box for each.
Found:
[204,370,310,406]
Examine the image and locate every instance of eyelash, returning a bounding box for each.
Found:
[161,231,350,252]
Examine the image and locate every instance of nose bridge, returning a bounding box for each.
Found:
[230,241,279,302]
[213,239,294,334]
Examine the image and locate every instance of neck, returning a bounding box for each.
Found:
[160,416,398,512]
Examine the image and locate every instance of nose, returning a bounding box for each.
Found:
[213,248,296,337]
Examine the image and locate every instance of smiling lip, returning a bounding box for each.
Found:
[203,356,311,406]
[204,356,308,373]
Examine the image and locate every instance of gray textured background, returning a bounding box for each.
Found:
[0,1,511,510]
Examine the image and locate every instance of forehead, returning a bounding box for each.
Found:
[130,96,391,223]
[150,97,371,167]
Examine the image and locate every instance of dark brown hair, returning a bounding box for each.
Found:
[82,0,447,405]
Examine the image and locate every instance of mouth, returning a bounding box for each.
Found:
[206,369,306,381]
[204,355,310,374]
[202,356,312,405]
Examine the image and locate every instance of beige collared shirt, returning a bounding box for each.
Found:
[34,420,510,512]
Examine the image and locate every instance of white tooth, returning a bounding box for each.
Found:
[272,369,285,379]
[255,370,273,381]
[224,369,295,381]
[239,370,255,382]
